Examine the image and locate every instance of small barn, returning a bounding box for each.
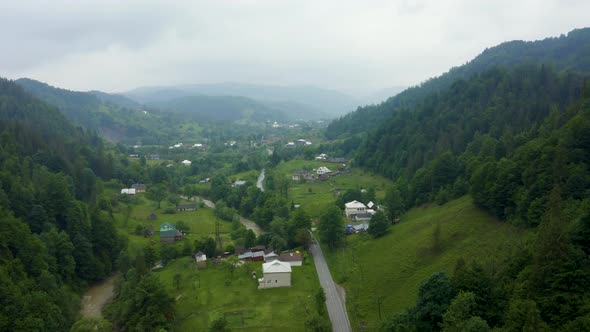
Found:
[193,251,207,269]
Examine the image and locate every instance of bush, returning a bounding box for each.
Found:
[163,207,176,214]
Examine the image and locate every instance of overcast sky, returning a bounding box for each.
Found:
[1,0,588,96]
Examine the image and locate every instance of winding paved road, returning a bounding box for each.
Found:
[309,236,352,332]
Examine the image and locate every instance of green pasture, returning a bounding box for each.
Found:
[274,160,394,217]
[155,253,320,331]
[111,194,233,253]
[323,196,531,331]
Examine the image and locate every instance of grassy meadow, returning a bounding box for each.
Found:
[322,196,531,331]
[109,193,233,253]
[274,160,394,217]
[155,253,320,331]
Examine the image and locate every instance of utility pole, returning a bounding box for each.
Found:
[215,216,222,252]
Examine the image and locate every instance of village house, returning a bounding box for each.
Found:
[314,166,332,175]
[345,200,367,219]
[159,222,183,243]
[258,260,292,289]
[232,180,246,187]
[181,160,192,166]
[279,252,303,266]
[238,250,265,262]
[131,183,146,193]
[346,223,369,234]
[121,188,136,195]
[315,153,328,160]
[176,203,197,212]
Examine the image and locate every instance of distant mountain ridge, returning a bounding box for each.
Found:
[150,94,288,123]
[124,82,361,119]
[325,27,590,139]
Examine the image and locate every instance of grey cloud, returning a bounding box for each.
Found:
[1,0,589,96]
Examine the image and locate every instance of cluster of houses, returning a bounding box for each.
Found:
[188,245,302,289]
[168,142,207,150]
[345,200,378,234]
[121,183,147,195]
[233,245,302,289]
[315,153,349,164]
[291,163,347,183]
[285,139,313,148]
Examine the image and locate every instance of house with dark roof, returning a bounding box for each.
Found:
[131,183,146,193]
[238,250,265,261]
[160,222,183,243]
[176,203,197,212]
[279,252,303,266]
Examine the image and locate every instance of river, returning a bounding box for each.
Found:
[81,274,119,318]
[256,168,265,192]
[194,196,265,236]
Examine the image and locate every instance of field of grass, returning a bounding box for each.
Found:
[274,160,394,217]
[322,196,532,331]
[155,253,321,331]
[110,194,233,253]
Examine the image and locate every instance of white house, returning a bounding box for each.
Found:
[258,260,292,289]
[194,251,207,269]
[315,153,328,160]
[121,188,136,195]
[345,200,367,219]
[181,160,192,166]
[315,166,332,175]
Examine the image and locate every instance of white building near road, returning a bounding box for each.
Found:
[258,260,292,289]
[344,200,367,219]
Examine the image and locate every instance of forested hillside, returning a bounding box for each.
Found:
[0,78,124,330]
[15,78,167,144]
[356,65,589,226]
[325,27,590,140]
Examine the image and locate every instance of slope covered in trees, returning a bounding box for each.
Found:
[0,78,124,330]
[15,78,169,144]
[356,65,590,227]
[325,27,590,140]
